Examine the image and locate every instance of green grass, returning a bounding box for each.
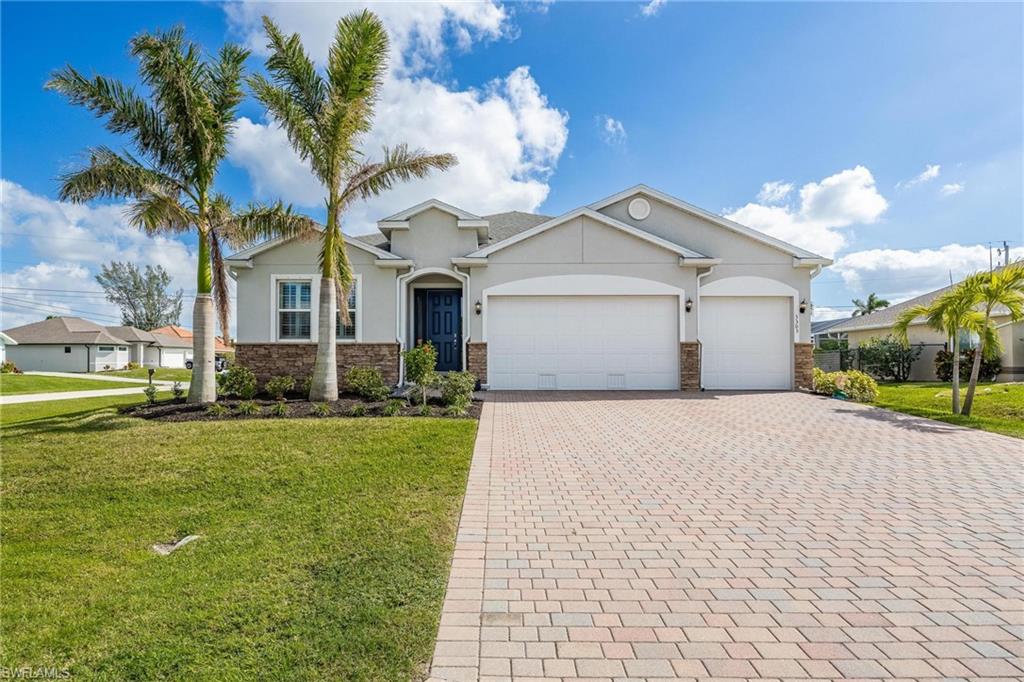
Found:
[1,396,477,680]
[95,367,193,382]
[0,373,143,395]
[875,382,1024,439]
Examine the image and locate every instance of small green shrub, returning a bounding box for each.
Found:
[445,402,468,417]
[402,342,437,405]
[383,399,404,417]
[349,403,366,417]
[264,375,296,400]
[418,402,432,417]
[1,360,20,374]
[812,367,878,402]
[124,361,141,370]
[143,385,158,404]
[218,365,257,399]
[205,403,229,417]
[172,381,185,400]
[345,366,390,402]
[311,402,331,417]
[235,400,261,416]
[269,401,290,417]
[440,371,476,407]
[301,375,313,395]
[858,335,922,382]
[935,348,1001,383]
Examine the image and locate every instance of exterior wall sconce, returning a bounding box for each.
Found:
[799,299,807,314]
[474,300,482,315]
[685,298,693,312]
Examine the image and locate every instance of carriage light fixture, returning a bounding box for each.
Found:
[685,298,693,312]
[475,300,482,315]
[799,299,807,314]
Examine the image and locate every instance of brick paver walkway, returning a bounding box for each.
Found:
[429,391,1023,681]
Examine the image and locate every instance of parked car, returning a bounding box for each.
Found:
[186,357,229,371]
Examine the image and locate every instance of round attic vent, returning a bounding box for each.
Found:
[627,197,651,220]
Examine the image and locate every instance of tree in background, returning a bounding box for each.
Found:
[250,11,457,401]
[96,261,183,330]
[47,27,314,402]
[851,293,890,317]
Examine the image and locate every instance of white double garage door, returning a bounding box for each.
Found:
[487,295,791,390]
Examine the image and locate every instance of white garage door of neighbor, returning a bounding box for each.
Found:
[162,350,187,368]
[488,295,679,390]
[700,296,791,390]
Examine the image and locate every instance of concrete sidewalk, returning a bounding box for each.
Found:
[24,371,179,386]
[1,385,176,405]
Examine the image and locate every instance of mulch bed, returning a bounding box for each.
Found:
[122,395,482,422]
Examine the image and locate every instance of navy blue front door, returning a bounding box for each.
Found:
[422,290,462,371]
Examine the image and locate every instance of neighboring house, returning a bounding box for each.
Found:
[228,185,832,391]
[811,318,849,348]
[3,317,200,372]
[150,325,233,356]
[828,276,1024,382]
[0,331,17,365]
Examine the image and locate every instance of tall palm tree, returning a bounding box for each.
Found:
[47,28,314,402]
[250,11,457,401]
[893,286,986,414]
[959,264,1024,415]
[851,292,890,317]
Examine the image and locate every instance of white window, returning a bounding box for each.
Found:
[118,346,128,351]
[336,280,358,341]
[278,280,312,340]
[64,346,71,353]
[98,346,114,352]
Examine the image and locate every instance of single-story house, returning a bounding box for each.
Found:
[150,325,233,356]
[0,331,16,365]
[811,318,849,348]
[3,317,200,372]
[228,185,832,391]
[827,276,1024,382]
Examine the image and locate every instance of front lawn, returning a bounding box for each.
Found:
[1,396,477,679]
[874,382,1024,439]
[0,373,142,395]
[95,367,193,382]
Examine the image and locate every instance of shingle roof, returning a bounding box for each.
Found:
[351,231,390,249]
[105,325,157,343]
[150,325,231,351]
[483,211,552,243]
[4,317,128,345]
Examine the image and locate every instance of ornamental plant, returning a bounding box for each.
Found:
[402,342,437,406]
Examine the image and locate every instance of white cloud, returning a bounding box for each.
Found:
[641,0,667,17]
[940,182,964,196]
[725,165,888,258]
[831,243,991,300]
[597,115,626,145]
[1,179,197,329]
[756,180,793,204]
[226,2,569,232]
[896,163,940,189]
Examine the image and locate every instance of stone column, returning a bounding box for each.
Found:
[680,341,701,391]
[794,342,814,390]
[467,342,487,385]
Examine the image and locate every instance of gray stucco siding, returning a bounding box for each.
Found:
[389,207,479,269]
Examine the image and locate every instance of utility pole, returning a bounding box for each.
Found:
[1002,240,1010,267]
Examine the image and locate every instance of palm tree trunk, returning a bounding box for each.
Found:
[188,294,217,403]
[950,335,961,414]
[309,276,338,401]
[961,333,986,417]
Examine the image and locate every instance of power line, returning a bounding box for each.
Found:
[1,296,124,323]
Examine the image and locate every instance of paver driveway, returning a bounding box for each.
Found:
[429,391,1023,681]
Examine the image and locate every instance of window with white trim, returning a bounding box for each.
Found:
[336,280,358,340]
[98,346,114,352]
[278,280,312,340]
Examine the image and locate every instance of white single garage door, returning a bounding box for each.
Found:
[488,296,678,390]
[700,296,791,389]
[161,349,188,368]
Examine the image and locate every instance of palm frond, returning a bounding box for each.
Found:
[248,74,320,165]
[892,305,930,345]
[210,42,250,130]
[340,145,458,207]
[326,10,388,130]
[220,201,319,249]
[260,16,326,121]
[209,230,232,346]
[125,189,195,236]
[57,146,180,203]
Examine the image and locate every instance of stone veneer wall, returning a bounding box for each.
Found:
[235,343,401,387]
[680,341,701,391]
[794,342,814,391]
[467,342,487,384]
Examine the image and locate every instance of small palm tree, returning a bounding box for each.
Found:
[958,264,1024,415]
[47,28,314,403]
[250,11,457,401]
[893,286,986,414]
[852,292,890,317]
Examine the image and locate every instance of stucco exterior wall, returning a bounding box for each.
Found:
[234,237,398,344]
[7,344,129,373]
[389,208,480,268]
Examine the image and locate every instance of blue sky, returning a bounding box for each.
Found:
[2,1,1021,328]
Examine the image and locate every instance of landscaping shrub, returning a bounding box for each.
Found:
[1,360,20,374]
[858,335,922,382]
[269,401,290,417]
[143,385,158,404]
[344,366,390,402]
[440,371,476,408]
[418,402,433,417]
[172,381,185,400]
[205,403,229,417]
[264,375,296,400]
[935,349,1001,383]
[124,361,141,370]
[383,399,403,417]
[311,402,331,417]
[349,403,366,417]
[300,375,313,396]
[812,367,878,403]
[218,365,257,399]
[445,403,468,417]
[235,400,261,416]
[402,342,438,405]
